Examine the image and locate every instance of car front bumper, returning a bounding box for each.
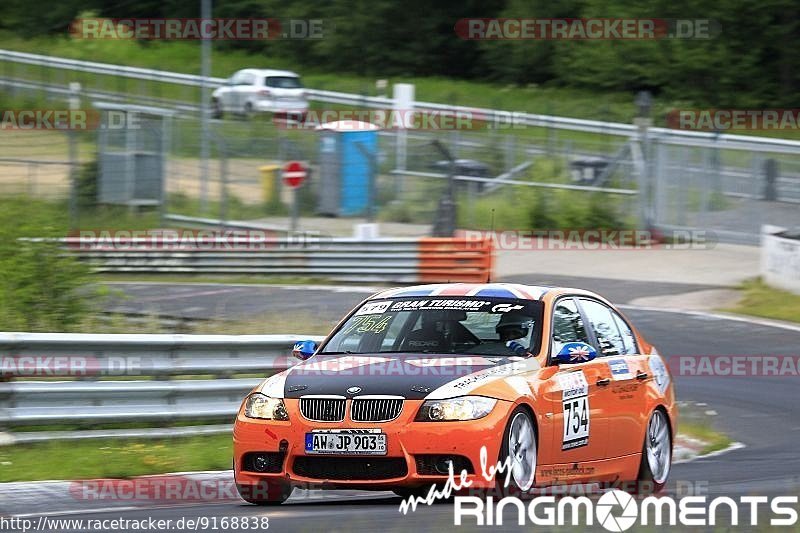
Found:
[233,398,512,490]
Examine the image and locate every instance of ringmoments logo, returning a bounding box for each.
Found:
[452,490,799,528]
[398,446,800,529]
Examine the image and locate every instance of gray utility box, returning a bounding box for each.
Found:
[95,103,174,207]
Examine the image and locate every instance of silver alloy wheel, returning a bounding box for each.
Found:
[508,412,537,491]
[645,410,671,484]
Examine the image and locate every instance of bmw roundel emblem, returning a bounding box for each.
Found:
[346,386,362,394]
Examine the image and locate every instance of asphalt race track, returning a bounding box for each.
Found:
[11,279,800,532]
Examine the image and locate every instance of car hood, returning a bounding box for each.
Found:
[269,354,528,400]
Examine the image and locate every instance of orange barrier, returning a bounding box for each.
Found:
[418,237,493,283]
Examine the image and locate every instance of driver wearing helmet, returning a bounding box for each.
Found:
[495,312,535,357]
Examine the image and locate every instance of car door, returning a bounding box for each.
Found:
[220,71,243,110]
[542,297,613,467]
[577,298,648,458]
[243,72,260,110]
[233,71,256,111]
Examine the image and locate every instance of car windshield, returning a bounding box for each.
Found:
[320,297,543,356]
[265,76,303,89]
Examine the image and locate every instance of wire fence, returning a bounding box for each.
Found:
[2,52,800,242]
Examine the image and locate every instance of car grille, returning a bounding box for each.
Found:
[293,457,407,480]
[299,397,346,422]
[351,398,404,422]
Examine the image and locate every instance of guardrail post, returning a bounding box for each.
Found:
[763,158,778,201]
[0,337,16,436]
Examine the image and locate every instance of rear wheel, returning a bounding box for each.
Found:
[211,99,223,119]
[243,101,254,119]
[497,406,537,496]
[635,409,672,494]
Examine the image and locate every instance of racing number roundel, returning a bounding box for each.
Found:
[558,371,590,450]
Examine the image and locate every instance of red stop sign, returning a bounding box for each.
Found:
[282,161,307,189]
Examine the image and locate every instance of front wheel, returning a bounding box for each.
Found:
[497,406,537,496]
[635,409,672,494]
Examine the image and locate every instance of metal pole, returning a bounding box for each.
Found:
[159,115,171,226]
[68,82,81,227]
[68,131,78,227]
[218,133,228,228]
[199,0,212,213]
[290,188,299,233]
[430,139,456,237]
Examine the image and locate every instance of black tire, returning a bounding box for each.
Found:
[243,101,254,119]
[236,480,291,505]
[211,99,223,119]
[631,409,672,494]
[496,406,537,497]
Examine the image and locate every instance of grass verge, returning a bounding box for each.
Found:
[0,434,232,482]
[722,278,800,324]
[677,422,733,455]
[0,423,733,482]
[5,32,800,143]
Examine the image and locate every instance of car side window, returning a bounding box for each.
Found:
[611,312,637,354]
[231,71,246,85]
[551,298,591,356]
[579,299,625,357]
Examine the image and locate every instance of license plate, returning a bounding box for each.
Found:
[304,429,386,455]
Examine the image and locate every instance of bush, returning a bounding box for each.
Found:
[581,193,626,230]
[76,160,98,210]
[0,241,92,331]
[528,190,559,230]
[0,196,94,331]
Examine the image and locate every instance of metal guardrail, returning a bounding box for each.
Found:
[0,333,325,427]
[3,49,800,153]
[62,237,493,283]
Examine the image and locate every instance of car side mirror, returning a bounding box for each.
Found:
[554,342,597,365]
[292,340,318,361]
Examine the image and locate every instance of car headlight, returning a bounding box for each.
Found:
[244,393,289,420]
[415,396,497,421]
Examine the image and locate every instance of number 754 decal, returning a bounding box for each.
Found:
[558,371,590,450]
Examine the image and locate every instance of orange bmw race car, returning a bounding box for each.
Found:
[233,283,677,504]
